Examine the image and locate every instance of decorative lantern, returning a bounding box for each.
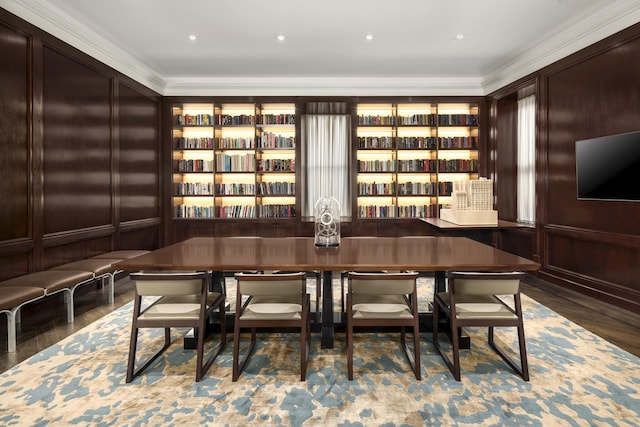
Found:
[314,196,340,247]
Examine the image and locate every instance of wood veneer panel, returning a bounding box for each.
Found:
[119,227,159,250]
[0,23,29,241]
[118,83,160,222]
[0,252,30,281]
[546,231,639,301]
[42,46,112,233]
[545,34,640,236]
[494,99,517,221]
[43,237,112,269]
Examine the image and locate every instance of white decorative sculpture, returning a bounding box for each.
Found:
[440,178,498,225]
[314,196,340,247]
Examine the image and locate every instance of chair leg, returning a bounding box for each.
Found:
[300,308,308,381]
[347,315,354,380]
[232,325,256,382]
[432,301,461,381]
[488,325,530,381]
[126,327,171,383]
[197,299,227,382]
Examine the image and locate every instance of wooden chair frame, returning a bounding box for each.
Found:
[346,272,421,380]
[233,272,311,381]
[126,272,226,383]
[433,271,529,381]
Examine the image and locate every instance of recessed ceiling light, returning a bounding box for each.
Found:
[277,34,286,41]
[365,34,374,41]
[188,34,197,41]
[456,34,464,40]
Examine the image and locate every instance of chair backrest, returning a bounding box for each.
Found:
[348,272,418,295]
[448,272,525,297]
[235,272,306,296]
[130,272,209,296]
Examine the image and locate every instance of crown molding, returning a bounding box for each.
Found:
[162,76,485,97]
[1,0,166,94]
[3,0,638,97]
[482,0,640,94]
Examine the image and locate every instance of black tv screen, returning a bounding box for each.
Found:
[575,131,640,201]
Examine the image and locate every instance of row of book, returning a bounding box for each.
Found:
[215,183,255,195]
[397,159,438,172]
[358,160,395,172]
[358,205,396,218]
[215,153,255,172]
[257,132,295,149]
[357,114,478,127]
[174,137,214,149]
[218,114,255,126]
[396,114,434,125]
[357,182,396,195]
[257,204,296,218]
[218,137,255,149]
[257,181,295,195]
[358,136,477,150]
[397,205,438,218]
[174,159,214,172]
[175,205,215,218]
[358,159,476,173]
[358,136,394,149]
[256,159,295,172]
[174,114,213,126]
[356,181,454,196]
[438,136,478,149]
[256,114,296,125]
[357,204,441,218]
[397,182,437,195]
[174,182,214,195]
[438,159,478,172]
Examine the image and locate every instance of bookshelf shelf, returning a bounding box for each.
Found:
[355,102,479,219]
[171,102,297,220]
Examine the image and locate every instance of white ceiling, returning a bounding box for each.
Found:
[2,0,640,96]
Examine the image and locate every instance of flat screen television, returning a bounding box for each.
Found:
[575,131,640,201]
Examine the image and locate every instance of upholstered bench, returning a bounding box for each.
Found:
[0,286,46,352]
[0,270,95,352]
[51,258,121,304]
[91,250,150,260]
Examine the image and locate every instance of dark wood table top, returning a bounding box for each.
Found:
[115,236,540,273]
[420,217,528,230]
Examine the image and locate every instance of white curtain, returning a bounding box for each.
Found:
[301,114,351,218]
[517,95,536,224]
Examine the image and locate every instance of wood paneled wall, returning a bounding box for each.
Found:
[0,9,162,281]
[490,23,640,314]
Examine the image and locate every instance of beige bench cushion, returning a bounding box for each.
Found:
[0,270,93,294]
[51,259,120,276]
[92,250,150,260]
[0,286,45,311]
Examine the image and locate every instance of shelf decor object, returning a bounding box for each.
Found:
[314,196,341,247]
[439,178,498,225]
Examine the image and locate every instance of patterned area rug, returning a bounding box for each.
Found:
[1,278,639,426]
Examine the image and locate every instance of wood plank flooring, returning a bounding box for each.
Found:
[1,274,639,374]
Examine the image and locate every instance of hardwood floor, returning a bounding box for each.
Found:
[1,274,639,374]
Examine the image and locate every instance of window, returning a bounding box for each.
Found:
[301,103,351,219]
[517,95,535,224]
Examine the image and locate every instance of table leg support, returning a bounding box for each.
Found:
[320,270,334,349]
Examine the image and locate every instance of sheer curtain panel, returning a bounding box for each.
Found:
[301,105,351,219]
[517,95,536,224]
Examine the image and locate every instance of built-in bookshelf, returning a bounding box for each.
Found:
[171,102,296,219]
[356,102,479,219]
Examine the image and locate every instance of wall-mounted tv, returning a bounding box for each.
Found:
[575,131,640,201]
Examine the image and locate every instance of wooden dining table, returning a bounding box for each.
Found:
[115,236,540,348]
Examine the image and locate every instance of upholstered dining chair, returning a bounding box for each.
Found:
[346,272,421,380]
[233,272,310,381]
[126,271,226,383]
[432,271,529,381]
